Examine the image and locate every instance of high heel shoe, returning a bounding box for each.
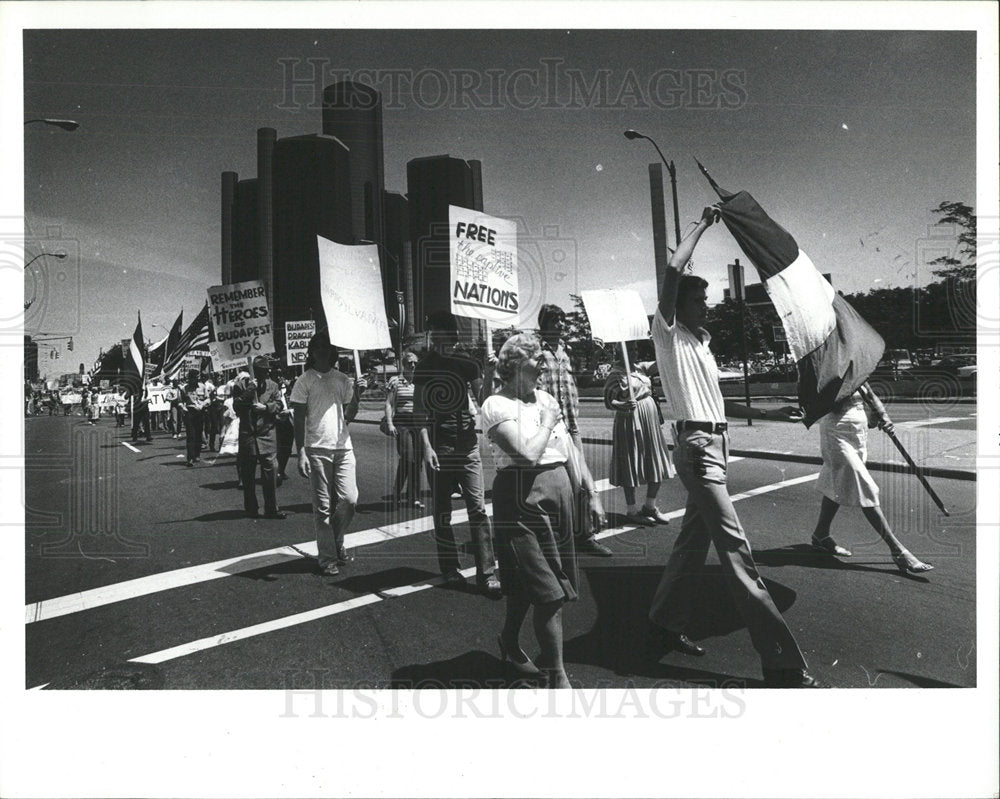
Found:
[497,635,541,676]
[892,551,934,577]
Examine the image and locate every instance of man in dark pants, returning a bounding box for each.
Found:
[130,386,153,442]
[645,206,819,688]
[233,356,286,519]
[536,303,613,557]
[413,311,500,598]
[180,370,208,467]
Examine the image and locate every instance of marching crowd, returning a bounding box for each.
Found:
[50,206,934,689]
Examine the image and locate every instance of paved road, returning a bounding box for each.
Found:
[24,403,977,690]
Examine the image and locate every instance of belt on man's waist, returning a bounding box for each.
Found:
[675,420,727,434]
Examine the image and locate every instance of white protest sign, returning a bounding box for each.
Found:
[285,320,315,366]
[449,205,518,324]
[316,236,391,351]
[207,279,275,370]
[147,388,171,413]
[579,290,650,343]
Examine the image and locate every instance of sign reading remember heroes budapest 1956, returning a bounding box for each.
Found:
[207,279,275,369]
[448,205,518,324]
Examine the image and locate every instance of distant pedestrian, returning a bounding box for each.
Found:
[130,387,152,442]
[180,370,209,466]
[114,391,127,427]
[168,380,184,438]
[233,357,286,519]
[290,331,367,577]
[810,384,933,576]
[275,375,295,483]
[603,353,674,526]
[87,390,101,425]
[383,351,423,509]
[204,376,223,452]
[414,311,500,597]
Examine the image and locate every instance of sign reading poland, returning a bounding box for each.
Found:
[316,237,391,352]
[207,279,275,370]
[449,205,518,325]
[285,320,315,366]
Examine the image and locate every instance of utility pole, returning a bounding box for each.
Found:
[728,259,752,426]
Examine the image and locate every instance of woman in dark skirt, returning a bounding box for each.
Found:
[480,333,605,688]
[603,355,675,526]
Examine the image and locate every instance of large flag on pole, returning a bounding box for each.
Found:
[148,310,183,378]
[162,303,210,380]
[121,311,145,396]
[696,161,884,427]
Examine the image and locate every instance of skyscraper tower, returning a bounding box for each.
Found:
[271,133,353,353]
[406,154,486,344]
[257,127,277,305]
[221,171,237,286]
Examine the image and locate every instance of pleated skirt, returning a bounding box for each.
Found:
[609,395,675,487]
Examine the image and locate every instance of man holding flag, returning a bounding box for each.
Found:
[123,312,152,443]
[644,206,820,688]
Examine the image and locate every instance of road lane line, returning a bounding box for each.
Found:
[121,442,140,453]
[896,416,968,429]
[125,473,821,666]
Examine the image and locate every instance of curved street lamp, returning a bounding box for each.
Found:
[24,251,67,310]
[24,118,80,131]
[623,129,681,246]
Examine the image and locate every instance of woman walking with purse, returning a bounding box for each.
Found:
[383,352,423,509]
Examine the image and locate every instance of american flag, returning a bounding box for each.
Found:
[698,162,885,428]
[162,303,210,380]
[148,310,183,378]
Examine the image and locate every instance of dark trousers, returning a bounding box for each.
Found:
[185,409,204,462]
[131,408,151,441]
[430,444,496,577]
[205,404,222,450]
[238,444,278,515]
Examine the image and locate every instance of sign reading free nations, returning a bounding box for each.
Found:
[207,280,275,369]
[449,205,518,324]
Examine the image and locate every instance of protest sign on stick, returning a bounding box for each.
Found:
[317,236,391,352]
[449,206,518,354]
[207,280,275,371]
[580,289,651,405]
[285,320,315,367]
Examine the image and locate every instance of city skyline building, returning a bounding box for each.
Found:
[406,154,486,344]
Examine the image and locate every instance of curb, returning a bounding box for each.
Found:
[354,420,975,482]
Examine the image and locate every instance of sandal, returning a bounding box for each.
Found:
[811,535,852,557]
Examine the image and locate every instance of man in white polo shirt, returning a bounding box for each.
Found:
[291,331,367,577]
[646,205,820,688]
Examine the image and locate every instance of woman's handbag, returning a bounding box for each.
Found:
[379,415,393,436]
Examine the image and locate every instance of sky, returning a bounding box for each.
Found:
[12,23,981,377]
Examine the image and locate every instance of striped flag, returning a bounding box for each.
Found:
[148,310,183,378]
[697,162,884,427]
[162,303,210,380]
[121,312,145,396]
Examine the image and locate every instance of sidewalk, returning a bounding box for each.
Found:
[355,402,977,479]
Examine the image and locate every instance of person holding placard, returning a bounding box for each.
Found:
[536,304,613,558]
[481,333,606,688]
[291,331,367,577]
[645,205,820,688]
[603,350,675,525]
[413,311,500,598]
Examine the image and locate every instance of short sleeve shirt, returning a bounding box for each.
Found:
[289,368,355,451]
[536,340,579,433]
[651,308,726,423]
[480,389,569,471]
[413,350,481,450]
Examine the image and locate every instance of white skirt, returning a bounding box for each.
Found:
[815,398,879,507]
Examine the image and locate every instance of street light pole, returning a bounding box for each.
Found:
[624,129,682,246]
[24,118,80,131]
[23,251,67,310]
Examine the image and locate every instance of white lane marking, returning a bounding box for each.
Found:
[127,472,821,666]
[26,478,608,624]
[896,416,969,429]
[121,442,140,453]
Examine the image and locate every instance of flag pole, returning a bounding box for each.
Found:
[860,382,949,516]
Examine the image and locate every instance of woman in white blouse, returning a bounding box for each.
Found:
[480,333,605,688]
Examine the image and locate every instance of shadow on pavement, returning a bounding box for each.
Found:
[391,650,544,689]
[752,544,908,578]
[198,480,242,491]
[565,564,798,685]
[43,661,165,690]
[871,669,962,688]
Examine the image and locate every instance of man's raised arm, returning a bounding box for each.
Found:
[658,205,720,321]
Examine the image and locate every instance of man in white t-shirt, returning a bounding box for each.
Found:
[290,331,367,576]
[645,205,820,688]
